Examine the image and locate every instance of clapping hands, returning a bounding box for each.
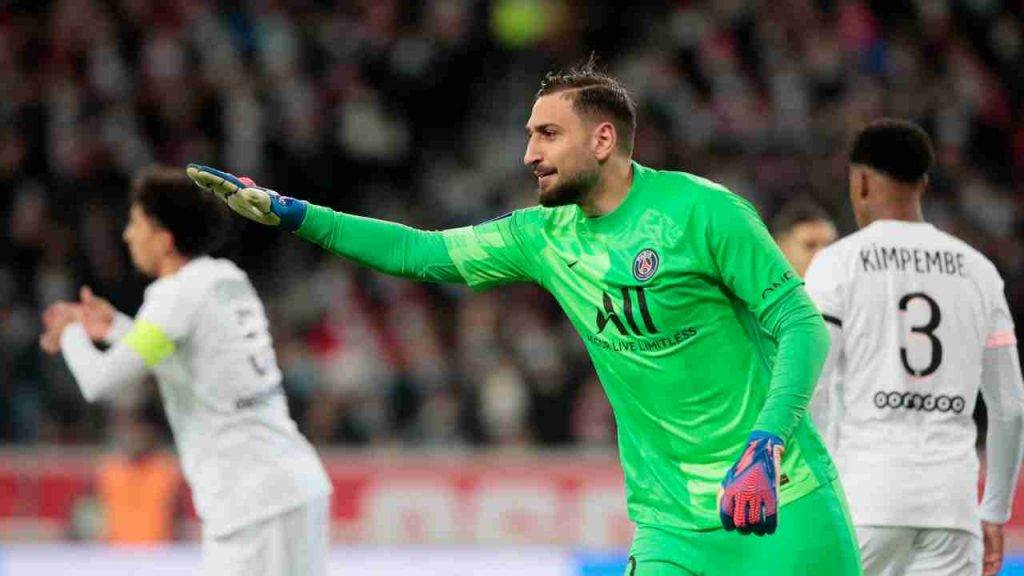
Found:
[39,286,117,354]
[39,300,80,354]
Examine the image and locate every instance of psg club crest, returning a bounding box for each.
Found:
[632,248,659,281]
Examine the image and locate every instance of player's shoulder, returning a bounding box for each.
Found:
[927,225,1003,282]
[144,257,245,302]
[144,265,189,300]
[642,165,756,218]
[928,225,990,258]
[645,165,733,197]
[499,203,577,230]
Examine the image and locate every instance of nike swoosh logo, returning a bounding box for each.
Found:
[567,260,579,268]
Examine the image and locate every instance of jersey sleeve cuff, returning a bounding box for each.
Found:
[295,203,334,240]
[104,312,135,345]
[979,508,1011,524]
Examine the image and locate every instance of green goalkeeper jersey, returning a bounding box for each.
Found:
[297,162,836,531]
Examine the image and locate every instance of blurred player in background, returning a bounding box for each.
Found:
[772,200,837,277]
[38,167,332,576]
[188,59,861,575]
[96,404,182,545]
[805,119,1024,576]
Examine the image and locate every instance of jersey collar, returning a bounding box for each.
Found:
[578,161,650,233]
[866,219,935,230]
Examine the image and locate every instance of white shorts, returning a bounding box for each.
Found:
[202,496,330,576]
[856,525,982,576]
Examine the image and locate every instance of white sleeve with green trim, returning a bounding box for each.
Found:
[60,323,148,402]
[61,276,194,402]
[102,311,135,345]
[134,278,196,342]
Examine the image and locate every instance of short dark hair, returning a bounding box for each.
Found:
[771,200,833,237]
[131,166,229,256]
[537,56,637,154]
[850,119,934,184]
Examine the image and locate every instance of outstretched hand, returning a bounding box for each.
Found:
[186,164,308,231]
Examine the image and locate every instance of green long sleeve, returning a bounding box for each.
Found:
[295,204,464,283]
[753,287,832,440]
[701,185,831,442]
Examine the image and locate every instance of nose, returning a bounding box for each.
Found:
[122,224,131,244]
[523,137,540,168]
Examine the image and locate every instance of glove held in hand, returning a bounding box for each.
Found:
[719,431,783,536]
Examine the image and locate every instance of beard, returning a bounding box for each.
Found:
[537,167,599,208]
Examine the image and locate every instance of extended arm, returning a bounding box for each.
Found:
[58,282,189,403]
[296,204,463,282]
[187,164,540,288]
[61,323,148,402]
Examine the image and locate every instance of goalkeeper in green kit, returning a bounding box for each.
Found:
[188,60,861,575]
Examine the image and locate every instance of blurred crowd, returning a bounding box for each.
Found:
[1,0,1023,450]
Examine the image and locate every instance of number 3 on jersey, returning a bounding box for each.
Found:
[233,302,278,380]
[898,292,942,377]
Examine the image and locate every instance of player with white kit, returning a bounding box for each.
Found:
[806,119,1024,576]
[39,167,332,576]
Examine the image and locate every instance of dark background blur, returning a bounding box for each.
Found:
[1,0,1023,451]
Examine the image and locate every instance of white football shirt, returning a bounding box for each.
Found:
[62,257,331,537]
[805,220,1019,534]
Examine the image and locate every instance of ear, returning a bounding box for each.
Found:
[159,228,177,256]
[592,121,617,161]
[859,171,870,200]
